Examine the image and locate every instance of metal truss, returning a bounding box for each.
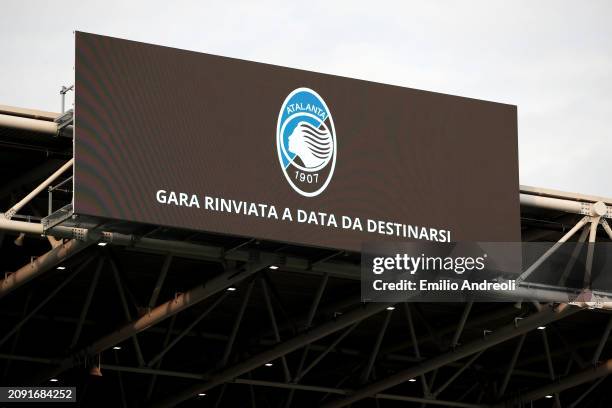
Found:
[2,139,612,406]
[320,304,580,407]
[34,259,272,383]
[151,301,394,407]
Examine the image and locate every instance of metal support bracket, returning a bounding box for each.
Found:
[580,202,591,215]
[54,109,73,132]
[42,203,74,232]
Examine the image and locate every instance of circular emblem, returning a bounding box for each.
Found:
[276,88,336,197]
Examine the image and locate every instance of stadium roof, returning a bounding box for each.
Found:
[1,104,612,407]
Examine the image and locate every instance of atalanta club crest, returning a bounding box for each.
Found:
[276,88,337,197]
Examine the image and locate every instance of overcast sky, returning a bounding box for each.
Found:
[2,1,611,197]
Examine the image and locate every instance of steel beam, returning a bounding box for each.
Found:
[102,364,204,380]
[0,257,94,348]
[214,384,227,408]
[260,278,291,382]
[592,315,612,365]
[361,309,393,384]
[412,305,444,351]
[427,369,438,394]
[220,280,255,368]
[3,159,73,220]
[520,194,584,213]
[541,328,561,406]
[0,339,549,382]
[306,273,329,328]
[567,376,606,408]
[458,382,479,402]
[19,360,488,408]
[70,257,104,348]
[248,376,256,408]
[285,273,330,406]
[0,215,46,235]
[386,305,520,356]
[321,304,580,408]
[0,113,60,135]
[35,260,270,382]
[563,353,575,376]
[110,258,145,367]
[146,315,177,401]
[375,392,488,408]
[113,352,128,408]
[520,193,608,217]
[404,303,430,397]
[515,337,603,370]
[2,292,32,379]
[47,229,360,281]
[500,358,612,407]
[295,323,358,384]
[517,216,589,283]
[1,309,553,380]
[451,301,473,348]
[602,219,612,240]
[148,254,172,309]
[497,334,526,397]
[0,353,58,365]
[0,218,361,280]
[233,378,488,408]
[558,227,589,286]
[432,350,483,398]
[148,293,227,367]
[151,302,392,408]
[0,105,57,121]
[0,353,493,408]
[0,238,93,299]
[0,159,64,200]
[584,217,600,289]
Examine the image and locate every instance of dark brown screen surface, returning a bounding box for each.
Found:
[74,32,520,251]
